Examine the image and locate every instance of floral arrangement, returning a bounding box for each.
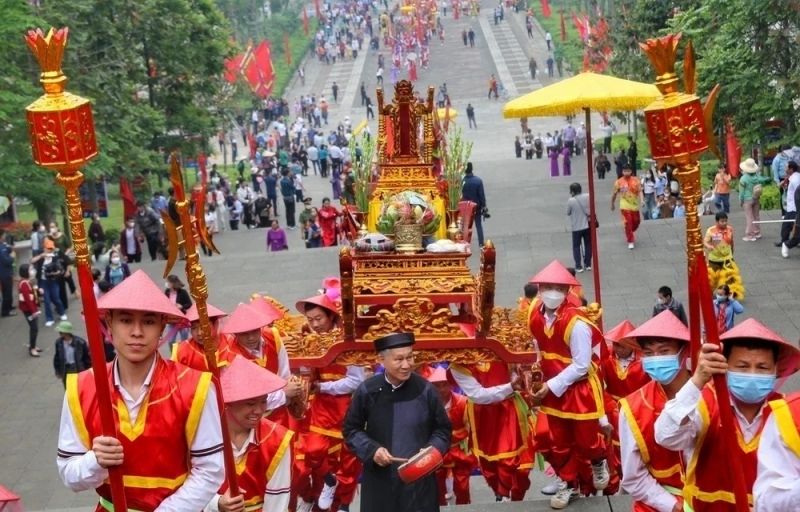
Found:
[443,126,473,211]
[376,191,441,236]
[348,132,376,213]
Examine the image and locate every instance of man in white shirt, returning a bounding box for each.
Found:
[753,391,800,511]
[780,160,799,257]
[57,270,224,510]
[654,318,800,511]
[527,260,609,509]
[618,311,691,512]
[205,357,293,512]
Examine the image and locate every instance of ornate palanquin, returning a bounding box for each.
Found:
[282,81,537,369]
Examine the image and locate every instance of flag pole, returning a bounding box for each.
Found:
[24,27,128,511]
[161,155,239,495]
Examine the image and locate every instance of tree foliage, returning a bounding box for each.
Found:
[0,0,64,219]
[668,0,800,145]
[609,0,800,146]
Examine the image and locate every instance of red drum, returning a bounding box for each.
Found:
[397,446,444,484]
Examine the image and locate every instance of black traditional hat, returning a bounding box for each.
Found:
[374,332,415,352]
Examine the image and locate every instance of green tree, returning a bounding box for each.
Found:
[669,0,800,145]
[39,0,231,176]
[0,1,64,221]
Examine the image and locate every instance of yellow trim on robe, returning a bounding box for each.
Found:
[170,343,179,361]
[295,441,341,460]
[122,473,187,489]
[465,400,527,461]
[271,326,284,353]
[266,429,295,481]
[540,370,605,420]
[771,398,800,459]
[66,373,91,448]
[619,398,650,465]
[309,425,343,439]
[540,351,574,365]
[185,372,212,445]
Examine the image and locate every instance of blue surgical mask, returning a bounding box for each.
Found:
[726,371,776,404]
[642,352,682,384]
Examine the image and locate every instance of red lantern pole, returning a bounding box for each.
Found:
[641,33,747,512]
[24,28,127,511]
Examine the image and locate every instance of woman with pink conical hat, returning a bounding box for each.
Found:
[56,270,224,509]
[218,302,302,429]
[527,259,610,507]
[170,302,229,372]
[209,356,294,512]
[292,287,365,512]
[656,317,800,512]
[617,310,691,512]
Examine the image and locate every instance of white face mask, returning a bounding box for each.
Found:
[541,290,566,310]
[111,257,120,265]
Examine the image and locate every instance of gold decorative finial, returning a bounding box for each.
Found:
[25,27,70,94]
[640,33,682,95]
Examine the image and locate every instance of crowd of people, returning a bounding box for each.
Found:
[43,256,800,512]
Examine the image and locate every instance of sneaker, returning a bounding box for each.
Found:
[45,321,54,327]
[592,459,610,490]
[296,499,314,512]
[576,267,584,273]
[754,233,763,239]
[628,242,635,250]
[782,243,790,258]
[60,314,68,321]
[494,495,510,502]
[318,473,338,510]
[742,236,757,242]
[541,477,566,495]
[585,265,592,271]
[550,487,579,509]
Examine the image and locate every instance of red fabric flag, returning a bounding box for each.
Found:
[314,0,321,20]
[248,132,257,159]
[198,152,208,185]
[242,41,275,98]
[726,119,742,178]
[560,10,566,41]
[119,177,137,220]
[223,53,244,84]
[303,9,310,36]
[284,33,291,66]
[540,0,551,17]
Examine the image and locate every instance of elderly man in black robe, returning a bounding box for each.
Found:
[343,333,452,512]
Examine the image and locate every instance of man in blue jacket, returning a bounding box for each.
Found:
[461,162,487,246]
[0,229,15,316]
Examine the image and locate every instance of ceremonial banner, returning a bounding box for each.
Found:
[540,0,551,18]
[284,33,291,66]
[726,119,742,178]
[303,9,310,35]
[223,53,245,84]
[119,177,137,220]
[560,10,566,41]
[242,41,275,98]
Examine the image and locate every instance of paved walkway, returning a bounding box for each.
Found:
[2,0,800,509]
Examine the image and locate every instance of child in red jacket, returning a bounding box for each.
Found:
[18,263,41,357]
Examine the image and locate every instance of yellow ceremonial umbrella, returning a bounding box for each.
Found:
[503,72,660,317]
[436,107,458,120]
